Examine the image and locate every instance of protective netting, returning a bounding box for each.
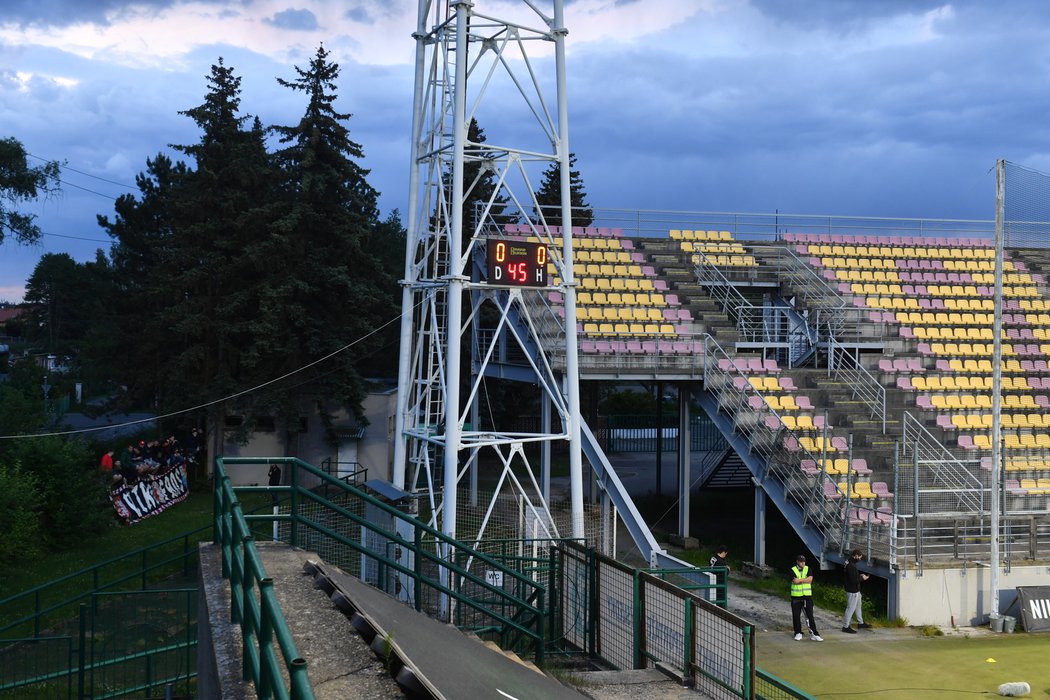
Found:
[1002,161,1050,248]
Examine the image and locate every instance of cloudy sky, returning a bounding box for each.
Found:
[3,0,1050,302]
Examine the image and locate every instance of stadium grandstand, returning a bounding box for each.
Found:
[498,207,1050,627]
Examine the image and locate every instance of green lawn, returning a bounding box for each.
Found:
[0,487,219,601]
[757,630,1050,698]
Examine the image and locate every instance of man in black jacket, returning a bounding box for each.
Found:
[842,549,871,633]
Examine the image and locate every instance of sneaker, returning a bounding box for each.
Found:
[793,633,803,641]
[811,634,824,642]
[858,623,872,629]
[841,626,857,634]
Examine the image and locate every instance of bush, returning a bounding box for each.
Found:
[0,461,43,563]
[9,436,112,549]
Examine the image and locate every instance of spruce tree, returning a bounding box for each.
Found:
[533,152,593,227]
[268,44,394,430]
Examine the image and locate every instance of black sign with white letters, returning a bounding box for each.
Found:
[1016,586,1050,632]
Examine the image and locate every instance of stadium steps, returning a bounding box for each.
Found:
[631,239,745,346]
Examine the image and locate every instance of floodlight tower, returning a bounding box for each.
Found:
[392,0,584,561]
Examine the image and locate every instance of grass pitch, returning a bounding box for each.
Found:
[756,627,1050,698]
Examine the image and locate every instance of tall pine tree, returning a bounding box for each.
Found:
[533,152,592,227]
[267,44,394,432]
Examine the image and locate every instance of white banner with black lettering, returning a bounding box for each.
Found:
[110,464,190,524]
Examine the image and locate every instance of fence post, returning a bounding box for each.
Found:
[632,571,643,669]
[289,461,299,548]
[414,525,424,612]
[77,603,87,700]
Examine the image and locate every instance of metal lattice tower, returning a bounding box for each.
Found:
[392,0,585,551]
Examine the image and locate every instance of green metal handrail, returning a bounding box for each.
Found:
[214,461,314,700]
[0,525,208,638]
[216,456,550,665]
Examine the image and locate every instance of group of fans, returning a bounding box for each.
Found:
[98,428,202,488]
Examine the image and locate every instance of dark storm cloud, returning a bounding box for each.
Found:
[263,8,319,31]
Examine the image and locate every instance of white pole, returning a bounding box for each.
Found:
[392,0,431,490]
[552,0,585,540]
[990,159,1005,619]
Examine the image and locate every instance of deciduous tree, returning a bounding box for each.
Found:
[0,136,61,246]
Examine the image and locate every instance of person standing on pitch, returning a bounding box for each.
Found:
[842,548,871,633]
[790,554,823,641]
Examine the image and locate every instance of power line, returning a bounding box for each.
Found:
[59,178,121,200]
[27,152,138,190]
[0,307,410,440]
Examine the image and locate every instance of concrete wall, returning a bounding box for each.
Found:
[896,564,1050,626]
[357,388,397,482]
[218,384,397,486]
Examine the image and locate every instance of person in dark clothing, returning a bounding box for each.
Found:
[842,548,871,633]
[790,554,822,641]
[709,545,730,598]
[268,463,282,506]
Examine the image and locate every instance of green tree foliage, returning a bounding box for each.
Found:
[0,461,42,564]
[97,154,190,404]
[8,436,111,548]
[0,136,61,246]
[462,119,513,237]
[93,48,398,447]
[265,44,395,428]
[533,152,593,227]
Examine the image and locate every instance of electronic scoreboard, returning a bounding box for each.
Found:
[485,239,549,287]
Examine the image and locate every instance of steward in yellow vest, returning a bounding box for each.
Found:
[790,554,822,641]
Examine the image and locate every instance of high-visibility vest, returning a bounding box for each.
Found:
[791,565,812,597]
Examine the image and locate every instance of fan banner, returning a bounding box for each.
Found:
[110,464,190,524]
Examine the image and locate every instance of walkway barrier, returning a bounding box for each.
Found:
[559,541,754,699]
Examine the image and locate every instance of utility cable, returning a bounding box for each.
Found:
[0,304,411,440]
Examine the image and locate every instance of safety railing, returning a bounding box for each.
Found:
[0,589,197,699]
[559,541,755,698]
[0,525,207,638]
[701,335,895,561]
[214,460,316,700]
[215,457,551,666]
[899,413,985,516]
[828,337,887,433]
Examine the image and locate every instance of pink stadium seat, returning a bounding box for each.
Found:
[747,395,764,410]
[672,341,691,354]
[830,436,848,451]
[626,341,644,354]
[852,459,871,476]
[936,415,954,430]
[666,294,680,305]
[872,482,894,498]
[957,434,976,450]
[906,358,924,373]
[620,239,634,249]
[657,340,675,354]
[581,339,597,353]
[746,358,764,373]
[763,359,780,374]
[916,396,934,410]
[779,377,798,391]
[796,395,814,410]
[641,265,656,277]
[896,377,913,391]
[879,359,894,373]
[732,377,749,391]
